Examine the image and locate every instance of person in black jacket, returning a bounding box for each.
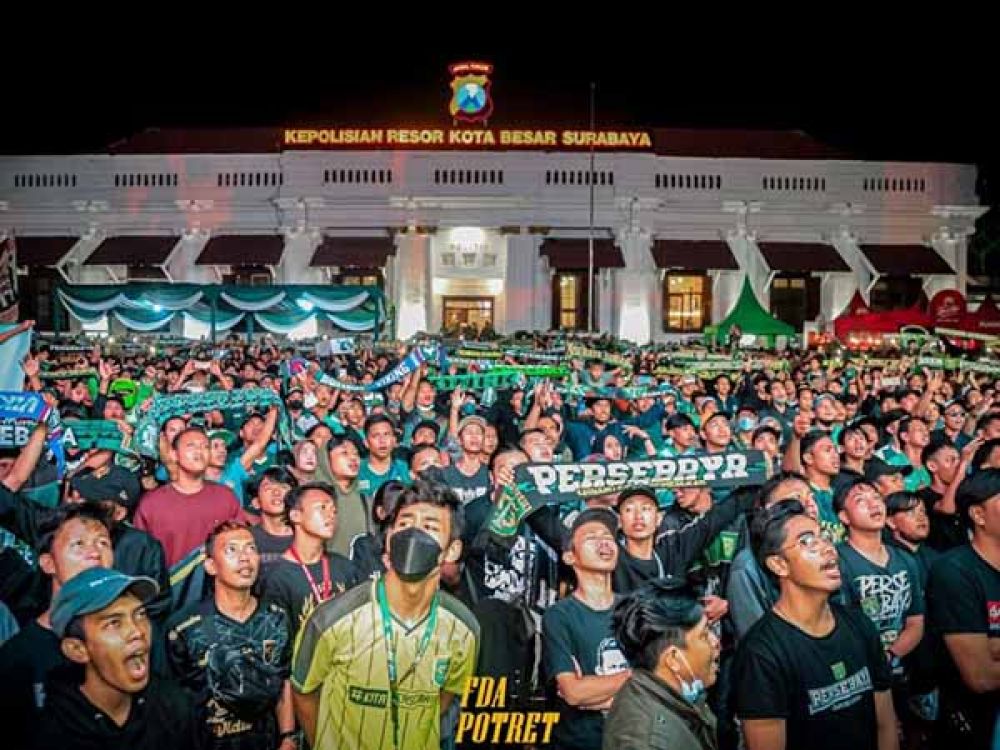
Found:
[613,486,752,595]
[32,566,199,750]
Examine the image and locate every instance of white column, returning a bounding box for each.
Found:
[713,271,744,322]
[394,232,431,339]
[725,232,770,309]
[831,233,876,305]
[819,274,855,328]
[931,233,968,296]
[278,232,321,284]
[534,251,552,330]
[504,232,539,333]
[168,232,213,284]
[614,230,654,344]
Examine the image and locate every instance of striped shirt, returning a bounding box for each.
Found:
[291,578,479,750]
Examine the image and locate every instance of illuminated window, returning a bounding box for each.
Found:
[663,274,708,332]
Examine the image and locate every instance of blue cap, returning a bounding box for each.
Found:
[51,567,159,638]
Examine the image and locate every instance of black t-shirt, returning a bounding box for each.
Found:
[249,525,293,566]
[837,542,925,654]
[0,620,69,750]
[915,486,968,551]
[926,543,1000,748]
[734,603,892,750]
[441,463,491,505]
[30,675,200,750]
[541,594,629,750]
[259,552,362,638]
[165,598,292,750]
[461,495,492,550]
[612,544,665,594]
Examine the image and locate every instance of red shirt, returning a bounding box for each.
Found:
[134,481,242,567]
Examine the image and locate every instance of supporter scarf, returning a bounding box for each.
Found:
[429,366,569,392]
[488,450,771,537]
[566,343,633,371]
[62,419,135,454]
[0,391,70,476]
[134,389,290,457]
[503,348,565,363]
[316,345,440,393]
[0,391,50,453]
[38,368,98,381]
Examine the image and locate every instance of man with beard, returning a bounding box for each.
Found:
[259,483,361,634]
[734,502,897,750]
[290,479,478,750]
[167,521,295,750]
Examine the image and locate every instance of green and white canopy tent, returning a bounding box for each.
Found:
[704,277,795,347]
[57,283,384,340]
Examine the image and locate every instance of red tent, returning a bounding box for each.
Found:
[834,292,931,339]
[963,295,1000,336]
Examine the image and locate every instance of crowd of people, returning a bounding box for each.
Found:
[0,328,996,750]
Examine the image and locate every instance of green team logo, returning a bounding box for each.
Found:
[831,662,847,681]
[433,657,450,687]
[861,596,880,620]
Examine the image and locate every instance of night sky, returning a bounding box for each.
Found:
[3,24,994,181]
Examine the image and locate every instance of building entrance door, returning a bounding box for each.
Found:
[442,296,494,333]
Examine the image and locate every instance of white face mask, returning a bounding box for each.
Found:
[303,392,319,410]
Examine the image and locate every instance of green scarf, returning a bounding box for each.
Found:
[488,450,771,537]
[134,389,289,457]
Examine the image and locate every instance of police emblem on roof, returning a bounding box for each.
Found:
[448,61,494,123]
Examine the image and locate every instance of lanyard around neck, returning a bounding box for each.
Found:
[376,577,439,750]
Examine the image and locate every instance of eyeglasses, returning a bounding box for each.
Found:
[781,529,835,554]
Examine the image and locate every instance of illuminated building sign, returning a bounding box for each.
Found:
[281,128,653,151]
[449,61,493,123]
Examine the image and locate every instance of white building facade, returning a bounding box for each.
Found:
[0,127,983,344]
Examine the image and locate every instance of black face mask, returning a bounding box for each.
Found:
[389,527,442,582]
[287,400,303,411]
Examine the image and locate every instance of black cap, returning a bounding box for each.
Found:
[615,487,658,509]
[864,458,913,483]
[880,409,908,429]
[71,467,141,511]
[956,468,1000,527]
[563,508,619,550]
[665,413,695,431]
